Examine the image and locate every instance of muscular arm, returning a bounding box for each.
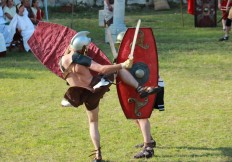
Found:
[62,53,122,74]
[89,60,122,74]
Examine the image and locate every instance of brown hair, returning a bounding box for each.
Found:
[16,3,23,13]
[31,0,37,7]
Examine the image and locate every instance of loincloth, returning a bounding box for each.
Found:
[64,74,114,111]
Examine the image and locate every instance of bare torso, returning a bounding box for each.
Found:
[61,54,93,91]
[61,46,123,91]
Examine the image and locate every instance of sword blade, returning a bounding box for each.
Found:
[129,19,141,59]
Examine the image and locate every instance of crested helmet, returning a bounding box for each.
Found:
[116,31,125,44]
[70,31,91,51]
[115,31,125,48]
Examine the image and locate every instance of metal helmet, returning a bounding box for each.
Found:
[115,31,125,48]
[116,31,125,44]
[70,31,91,51]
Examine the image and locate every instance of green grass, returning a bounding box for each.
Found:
[0,7,232,162]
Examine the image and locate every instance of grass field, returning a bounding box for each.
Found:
[0,7,232,162]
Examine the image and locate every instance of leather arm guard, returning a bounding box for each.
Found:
[72,53,92,67]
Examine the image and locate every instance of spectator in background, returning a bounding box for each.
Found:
[1,0,6,8]
[9,3,35,51]
[103,0,113,27]
[22,0,37,25]
[0,32,7,57]
[14,0,21,5]
[31,0,43,22]
[218,0,232,41]
[218,0,232,31]
[0,0,7,56]
[0,0,12,47]
[3,0,16,24]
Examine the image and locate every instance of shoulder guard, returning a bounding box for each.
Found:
[72,53,92,67]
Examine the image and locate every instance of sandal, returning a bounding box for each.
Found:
[136,86,161,98]
[135,140,156,148]
[134,146,154,159]
[89,147,102,162]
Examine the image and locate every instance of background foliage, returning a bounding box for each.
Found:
[0,7,232,162]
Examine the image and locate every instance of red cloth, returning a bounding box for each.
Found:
[36,8,44,21]
[221,0,232,7]
[188,0,194,15]
[220,0,232,20]
[28,22,111,79]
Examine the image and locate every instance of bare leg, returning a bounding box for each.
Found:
[118,69,138,88]
[224,25,231,37]
[134,119,156,147]
[222,19,226,30]
[137,119,152,144]
[219,21,231,41]
[134,119,140,128]
[134,119,155,159]
[118,69,161,98]
[86,106,101,159]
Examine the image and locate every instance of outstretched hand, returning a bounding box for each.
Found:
[121,57,133,69]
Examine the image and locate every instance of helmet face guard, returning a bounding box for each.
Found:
[70,31,91,51]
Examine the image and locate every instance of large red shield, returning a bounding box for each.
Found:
[194,0,217,27]
[116,28,159,119]
[28,22,112,79]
